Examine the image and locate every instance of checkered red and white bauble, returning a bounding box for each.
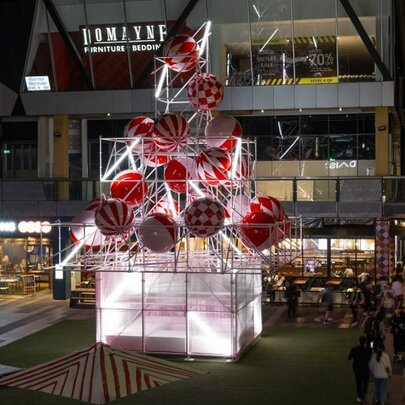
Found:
[152,197,180,218]
[162,34,198,72]
[249,196,285,221]
[124,116,155,154]
[94,198,135,238]
[110,170,148,207]
[225,194,250,222]
[187,73,224,111]
[184,197,225,238]
[240,211,277,251]
[138,213,177,253]
[224,157,249,188]
[70,209,106,248]
[140,143,170,167]
[164,156,196,193]
[196,147,231,186]
[205,115,242,151]
[153,113,190,152]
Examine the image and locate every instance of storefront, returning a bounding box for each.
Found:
[0,220,53,296]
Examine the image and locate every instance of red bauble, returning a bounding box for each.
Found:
[249,196,285,221]
[110,170,148,207]
[240,211,277,251]
[164,156,196,193]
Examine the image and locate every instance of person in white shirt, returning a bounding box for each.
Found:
[369,344,392,404]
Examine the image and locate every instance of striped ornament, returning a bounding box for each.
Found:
[187,73,224,111]
[249,196,285,222]
[94,198,135,238]
[140,143,170,167]
[162,34,198,72]
[153,113,190,152]
[205,115,242,151]
[196,147,231,186]
[152,197,180,217]
[124,116,155,154]
[85,196,105,212]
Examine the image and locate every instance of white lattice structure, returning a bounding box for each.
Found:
[50,22,301,360]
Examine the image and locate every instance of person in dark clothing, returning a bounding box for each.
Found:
[349,285,361,327]
[348,335,372,402]
[391,309,405,360]
[284,279,299,318]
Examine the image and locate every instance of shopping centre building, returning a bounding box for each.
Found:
[0,0,401,305]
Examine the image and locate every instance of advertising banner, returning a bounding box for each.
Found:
[253,36,337,85]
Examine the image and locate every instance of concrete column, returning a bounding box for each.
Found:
[37,117,53,178]
[53,114,69,200]
[375,107,390,176]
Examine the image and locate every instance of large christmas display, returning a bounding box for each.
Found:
[57,22,300,360]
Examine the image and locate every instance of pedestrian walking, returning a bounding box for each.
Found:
[348,335,372,402]
[284,278,299,318]
[349,285,361,327]
[369,343,392,405]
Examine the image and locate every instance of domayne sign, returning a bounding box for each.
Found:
[81,23,168,54]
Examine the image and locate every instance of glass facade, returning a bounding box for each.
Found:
[23,0,392,91]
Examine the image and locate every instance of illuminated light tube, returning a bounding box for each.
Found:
[280,136,299,159]
[187,112,197,123]
[164,182,178,218]
[229,138,242,180]
[259,28,279,53]
[199,21,211,56]
[219,230,242,255]
[189,181,205,198]
[0,221,16,232]
[101,138,141,181]
[155,64,168,98]
[60,240,85,266]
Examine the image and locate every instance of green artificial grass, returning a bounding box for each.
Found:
[0,320,360,405]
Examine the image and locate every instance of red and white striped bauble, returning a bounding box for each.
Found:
[164,156,196,193]
[153,113,190,152]
[240,211,277,251]
[224,156,249,188]
[85,196,105,212]
[184,197,225,238]
[205,115,242,151]
[162,34,198,72]
[152,197,180,218]
[94,198,135,238]
[70,210,106,248]
[140,143,169,167]
[110,170,148,207]
[249,196,285,221]
[124,116,155,154]
[196,147,231,186]
[187,73,224,111]
[138,213,177,253]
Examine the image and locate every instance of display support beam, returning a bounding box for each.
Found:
[43,0,94,90]
[133,0,200,89]
[339,0,392,81]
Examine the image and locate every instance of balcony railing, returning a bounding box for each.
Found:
[0,176,404,218]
